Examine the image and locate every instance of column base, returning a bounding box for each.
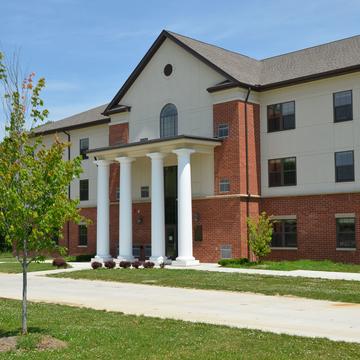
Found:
[150,256,171,265]
[172,257,200,267]
[117,255,135,262]
[91,255,113,263]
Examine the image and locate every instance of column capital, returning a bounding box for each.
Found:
[94,159,111,166]
[147,152,166,160]
[115,156,135,164]
[172,148,195,157]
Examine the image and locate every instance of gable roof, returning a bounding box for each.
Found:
[33,104,110,135]
[104,31,360,114]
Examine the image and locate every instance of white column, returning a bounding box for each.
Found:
[116,157,135,261]
[147,152,166,264]
[93,160,112,262]
[172,148,199,266]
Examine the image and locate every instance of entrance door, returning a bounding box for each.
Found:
[164,166,178,259]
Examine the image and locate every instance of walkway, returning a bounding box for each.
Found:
[1,270,360,343]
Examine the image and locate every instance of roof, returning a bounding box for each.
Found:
[33,104,110,135]
[105,31,360,114]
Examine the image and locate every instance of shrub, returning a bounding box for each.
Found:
[247,212,273,262]
[143,261,155,269]
[104,260,116,269]
[52,257,67,268]
[119,261,131,269]
[159,262,166,269]
[91,261,103,270]
[218,258,250,267]
[132,261,141,269]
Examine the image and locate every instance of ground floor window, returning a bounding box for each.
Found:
[78,225,88,246]
[336,218,356,249]
[271,219,297,248]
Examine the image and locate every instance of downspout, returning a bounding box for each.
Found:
[244,88,251,259]
[63,130,71,251]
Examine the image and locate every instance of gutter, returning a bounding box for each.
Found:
[244,88,251,259]
[63,130,71,251]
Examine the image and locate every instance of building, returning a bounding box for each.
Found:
[35,30,360,264]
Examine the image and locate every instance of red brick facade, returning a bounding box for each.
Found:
[62,100,360,264]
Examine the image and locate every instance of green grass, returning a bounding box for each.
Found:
[51,268,360,304]
[0,262,55,274]
[218,259,360,273]
[0,252,17,263]
[0,299,359,359]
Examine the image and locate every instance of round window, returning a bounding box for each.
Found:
[163,64,173,77]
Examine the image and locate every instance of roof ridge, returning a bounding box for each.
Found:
[261,34,360,61]
[165,30,260,62]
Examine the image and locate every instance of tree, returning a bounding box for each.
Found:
[247,212,274,262]
[0,52,86,335]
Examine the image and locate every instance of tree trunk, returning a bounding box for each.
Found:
[21,260,28,335]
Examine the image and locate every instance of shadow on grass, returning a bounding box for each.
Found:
[0,327,46,337]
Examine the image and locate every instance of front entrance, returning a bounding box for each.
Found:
[164,166,178,259]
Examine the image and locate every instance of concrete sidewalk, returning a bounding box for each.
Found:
[1,271,360,343]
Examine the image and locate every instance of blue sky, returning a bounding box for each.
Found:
[1,0,360,136]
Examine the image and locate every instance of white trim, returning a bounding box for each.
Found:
[335,213,356,218]
[336,247,357,251]
[77,245,88,248]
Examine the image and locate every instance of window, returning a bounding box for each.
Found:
[145,245,151,259]
[80,138,89,160]
[267,101,295,132]
[220,245,232,259]
[132,245,141,258]
[160,104,178,138]
[268,157,296,187]
[163,64,173,77]
[271,219,297,248]
[141,186,149,198]
[217,124,229,138]
[79,179,89,201]
[78,225,88,246]
[336,218,356,249]
[334,90,352,122]
[335,151,354,182]
[219,178,230,192]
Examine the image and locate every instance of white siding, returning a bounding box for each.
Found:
[260,72,360,197]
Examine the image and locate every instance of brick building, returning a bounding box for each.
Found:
[35,31,360,264]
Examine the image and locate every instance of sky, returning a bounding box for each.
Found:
[1,0,360,137]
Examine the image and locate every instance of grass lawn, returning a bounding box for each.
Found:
[51,268,360,304]
[219,259,360,273]
[0,252,17,263]
[0,299,359,359]
[0,262,55,274]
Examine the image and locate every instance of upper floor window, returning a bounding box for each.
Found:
[80,138,89,160]
[267,101,295,132]
[219,178,230,193]
[141,186,150,198]
[271,219,297,248]
[268,157,296,187]
[160,104,178,138]
[217,124,229,138]
[79,179,89,201]
[335,151,354,182]
[334,90,352,122]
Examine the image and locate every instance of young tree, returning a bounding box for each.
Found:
[0,52,86,335]
[247,212,274,262]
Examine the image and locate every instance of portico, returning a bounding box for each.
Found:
[89,135,221,266]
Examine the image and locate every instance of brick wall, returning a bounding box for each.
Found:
[262,193,360,263]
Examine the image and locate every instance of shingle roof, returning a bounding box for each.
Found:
[33,104,109,134]
[168,31,360,88]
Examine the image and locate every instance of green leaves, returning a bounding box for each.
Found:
[0,55,87,263]
[247,212,274,261]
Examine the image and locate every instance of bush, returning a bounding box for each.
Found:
[104,260,116,269]
[52,257,67,268]
[66,254,95,262]
[91,261,103,269]
[119,261,131,269]
[132,261,141,269]
[218,258,250,267]
[159,262,166,269]
[143,261,155,269]
[247,212,273,262]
